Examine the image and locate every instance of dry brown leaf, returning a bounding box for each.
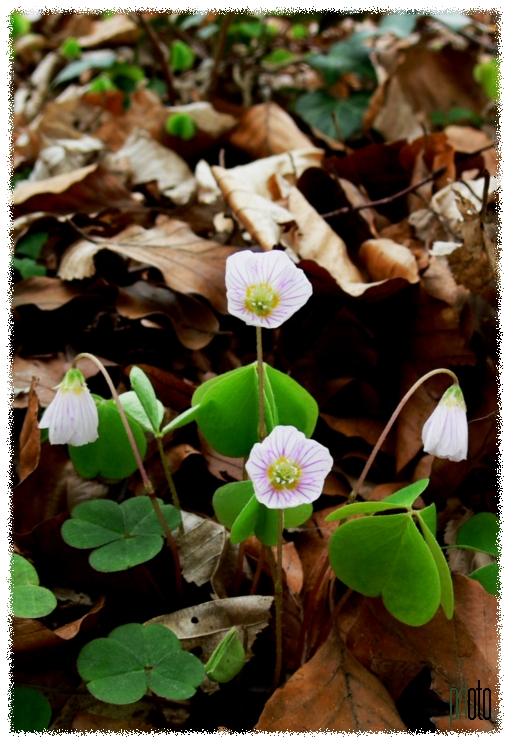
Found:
[212,165,295,250]
[338,574,498,710]
[272,542,303,595]
[229,102,317,158]
[321,413,394,454]
[166,101,237,138]
[18,378,41,483]
[116,281,219,351]
[198,432,244,482]
[77,13,140,48]
[146,595,272,669]
[58,216,236,312]
[421,256,470,310]
[72,711,154,733]
[13,597,105,653]
[358,238,420,283]
[13,163,139,217]
[432,715,495,732]
[13,277,83,311]
[104,129,196,205]
[365,75,423,142]
[255,628,407,732]
[445,125,497,176]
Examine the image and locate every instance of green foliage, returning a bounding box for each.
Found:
[377,13,418,38]
[61,37,82,59]
[291,23,308,39]
[69,398,147,480]
[213,481,312,547]
[11,257,46,279]
[88,74,118,93]
[170,40,195,72]
[15,231,48,259]
[295,90,372,142]
[53,51,116,85]
[430,107,482,127]
[10,12,31,39]
[307,39,376,87]
[474,58,500,100]
[77,623,205,704]
[193,362,318,458]
[205,627,246,683]
[61,497,181,572]
[328,480,454,626]
[456,512,499,556]
[165,113,197,141]
[11,554,57,619]
[469,563,499,596]
[129,366,165,433]
[262,49,296,66]
[10,688,51,733]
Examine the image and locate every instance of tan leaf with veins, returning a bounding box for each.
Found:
[58,217,236,312]
[255,627,407,732]
[229,102,317,158]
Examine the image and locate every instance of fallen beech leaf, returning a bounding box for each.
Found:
[116,281,219,350]
[13,163,139,217]
[274,542,303,595]
[358,239,420,283]
[166,101,237,138]
[176,512,228,588]
[18,378,41,483]
[146,595,272,667]
[77,13,140,47]
[199,432,244,482]
[58,216,236,313]
[365,76,423,143]
[13,596,105,653]
[229,102,317,158]
[338,574,498,709]
[445,125,497,176]
[321,413,394,453]
[104,129,196,205]
[212,165,295,250]
[255,628,407,732]
[13,277,82,311]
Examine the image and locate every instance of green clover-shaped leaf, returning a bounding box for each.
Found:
[61,497,181,572]
[10,554,57,619]
[77,623,205,704]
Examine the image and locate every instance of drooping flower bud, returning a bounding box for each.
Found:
[422,384,468,462]
[38,368,99,446]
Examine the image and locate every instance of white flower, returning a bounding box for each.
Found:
[422,384,468,462]
[245,425,333,509]
[38,368,99,446]
[225,250,313,329]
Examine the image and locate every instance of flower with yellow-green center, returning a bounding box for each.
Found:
[245,425,333,509]
[422,384,468,462]
[38,368,99,446]
[225,250,313,329]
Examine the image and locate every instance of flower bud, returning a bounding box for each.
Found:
[38,368,99,446]
[422,384,468,462]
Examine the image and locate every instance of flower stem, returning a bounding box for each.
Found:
[156,435,184,535]
[256,326,267,441]
[350,367,459,502]
[72,353,182,598]
[273,508,284,690]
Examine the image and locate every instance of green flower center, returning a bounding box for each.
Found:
[244,283,279,317]
[267,457,301,490]
[442,384,466,410]
[60,368,86,395]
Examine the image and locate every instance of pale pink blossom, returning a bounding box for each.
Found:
[422,384,468,462]
[38,368,99,446]
[245,425,333,509]
[225,250,312,329]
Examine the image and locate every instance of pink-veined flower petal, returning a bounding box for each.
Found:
[422,384,468,462]
[245,425,333,509]
[38,368,99,446]
[225,250,312,328]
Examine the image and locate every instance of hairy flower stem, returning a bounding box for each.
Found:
[256,326,267,441]
[156,436,184,535]
[72,353,182,598]
[350,368,459,502]
[273,508,284,690]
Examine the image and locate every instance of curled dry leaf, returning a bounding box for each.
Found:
[18,378,41,483]
[13,277,89,311]
[255,627,407,732]
[165,102,237,138]
[338,574,498,712]
[13,163,140,218]
[77,13,141,47]
[116,281,220,351]
[58,216,237,313]
[358,238,420,283]
[146,595,273,669]
[445,125,497,176]
[229,102,317,158]
[13,596,105,653]
[104,129,196,205]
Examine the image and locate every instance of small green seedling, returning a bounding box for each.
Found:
[77,623,205,704]
[165,113,197,140]
[61,497,181,572]
[326,480,454,627]
[11,554,57,619]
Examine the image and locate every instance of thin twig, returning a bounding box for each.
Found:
[249,544,266,595]
[256,326,267,441]
[136,12,176,104]
[209,11,233,97]
[320,166,447,219]
[273,509,284,690]
[233,541,246,596]
[312,589,353,659]
[156,436,184,535]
